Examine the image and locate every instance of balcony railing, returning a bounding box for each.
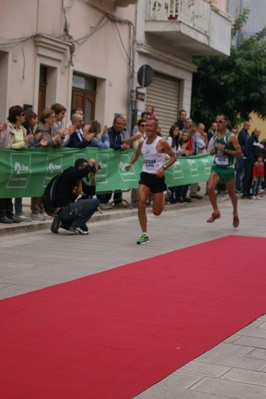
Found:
[146,0,211,35]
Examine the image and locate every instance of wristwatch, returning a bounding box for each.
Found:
[224,149,228,154]
[163,165,167,170]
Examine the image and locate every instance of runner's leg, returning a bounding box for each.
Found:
[208,172,221,213]
[152,192,165,216]
[138,184,150,233]
[226,178,238,215]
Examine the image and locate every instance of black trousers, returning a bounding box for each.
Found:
[0,198,14,218]
[242,159,253,196]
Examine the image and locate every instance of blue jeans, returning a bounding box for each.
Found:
[252,177,262,196]
[15,198,23,215]
[89,134,110,149]
[58,198,99,228]
[235,156,244,191]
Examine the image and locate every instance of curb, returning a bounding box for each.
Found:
[0,201,200,236]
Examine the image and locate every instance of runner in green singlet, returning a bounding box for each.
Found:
[207,113,242,227]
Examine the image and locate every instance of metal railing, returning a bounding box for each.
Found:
[146,0,211,35]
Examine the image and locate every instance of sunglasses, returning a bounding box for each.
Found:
[20,113,25,116]
[140,124,146,127]
[216,120,225,123]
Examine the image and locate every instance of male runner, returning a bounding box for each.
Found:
[125,118,176,244]
[207,113,242,227]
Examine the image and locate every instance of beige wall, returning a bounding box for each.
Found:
[0,0,135,126]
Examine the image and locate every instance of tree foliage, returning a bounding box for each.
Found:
[191,9,266,128]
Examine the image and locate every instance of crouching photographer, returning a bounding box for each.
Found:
[49,158,100,235]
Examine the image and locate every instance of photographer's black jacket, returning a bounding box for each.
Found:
[54,165,95,208]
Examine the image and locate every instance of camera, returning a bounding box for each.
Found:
[92,164,101,174]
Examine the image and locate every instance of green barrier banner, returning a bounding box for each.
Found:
[0,148,213,198]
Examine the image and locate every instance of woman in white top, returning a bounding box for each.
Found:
[131,119,147,205]
[166,125,180,203]
[166,125,180,156]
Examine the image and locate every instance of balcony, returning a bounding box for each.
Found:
[145,0,232,56]
[101,0,138,7]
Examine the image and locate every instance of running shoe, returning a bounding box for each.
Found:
[137,234,150,245]
[207,212,221,223]
[233,214,239,228]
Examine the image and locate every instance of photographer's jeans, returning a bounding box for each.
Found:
[58,198,99,228]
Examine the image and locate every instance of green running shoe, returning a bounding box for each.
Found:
[137,234,150,245]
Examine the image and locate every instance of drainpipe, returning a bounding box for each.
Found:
[128,3,137,133]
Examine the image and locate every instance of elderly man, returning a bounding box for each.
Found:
[242,127,263,199]
[236,121,250,193]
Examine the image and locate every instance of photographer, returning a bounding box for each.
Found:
[50,158,100,235]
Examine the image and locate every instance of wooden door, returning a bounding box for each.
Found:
[72,88,96,123]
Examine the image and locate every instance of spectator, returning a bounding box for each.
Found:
[242,128,263,199]
[196,123,208,148]
[66,113,89,148]
[0,105,32,224]
[252,153,264,199]
[176,129,192,203]
[174,109,187,131]
[146,105,157,119]
[184,117,193,130]
[186,123,205,200]
[207,122,218,142]
[103,116,130,208]
[35,109,66,148]
[50,158,100,235]
[15,110,38,222]
[236,121,250,193]
[83,120,110,149]
[132,111,151,134]
[166,125,180,204]
[50,103,66,132]
[130,119,147,207]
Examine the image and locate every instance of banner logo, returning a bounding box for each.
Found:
[172,160,184,179]
[7,153,32,188]
[117,154,137,182]
[188,159,200,177]
[43,155,63,187]
[96,154,109,184]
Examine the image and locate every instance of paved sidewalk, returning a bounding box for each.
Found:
[1,187,266,399]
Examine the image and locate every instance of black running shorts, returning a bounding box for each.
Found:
[139,171,167,193]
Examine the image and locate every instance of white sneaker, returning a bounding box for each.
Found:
[41,212,52,220]
[99,203,112,210]
[31,212,45,221]
[252,196,257,200]
[256,196,263,200]
[114,202,128,208]
[15,213,32,222]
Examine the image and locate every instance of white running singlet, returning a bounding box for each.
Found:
[141,136,166,175]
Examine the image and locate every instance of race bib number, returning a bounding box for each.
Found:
[144,159,156,170]
[214,154,229,166]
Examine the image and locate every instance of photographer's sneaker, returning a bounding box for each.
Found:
[137,234,149,245]
[69,226,88,235]
[51,216,60,234]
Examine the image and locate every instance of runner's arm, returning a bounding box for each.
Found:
[125,141,143,171]
[226,134,242,158]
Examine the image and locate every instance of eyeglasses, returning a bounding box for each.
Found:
[216,120,225,123]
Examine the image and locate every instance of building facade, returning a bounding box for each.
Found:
[0,0,232,134]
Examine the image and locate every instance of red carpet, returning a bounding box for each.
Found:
[0,235,266,399]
